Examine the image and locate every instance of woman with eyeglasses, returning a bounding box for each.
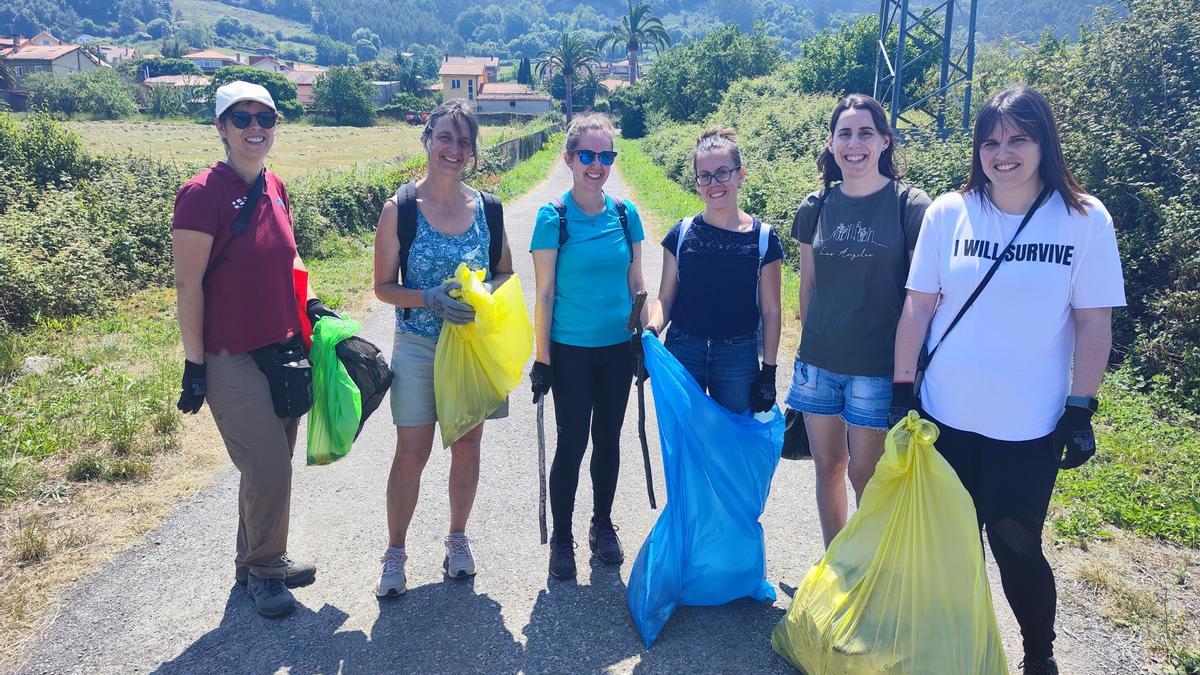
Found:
[530,113,647,581]
[172,81,336,618]
[645,127,784,415]
[785,94,931,548]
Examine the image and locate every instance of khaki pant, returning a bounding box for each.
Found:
[206,349,298,580]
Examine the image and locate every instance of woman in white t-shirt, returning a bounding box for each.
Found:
[891,86,1125,675]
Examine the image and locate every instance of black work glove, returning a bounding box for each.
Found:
[887,382,919,428]
[749,363,777,412]
[306,298,340,325]
[531,361,553,403]
[423,281,475,325]
[177,360,207,414]
[1055,404,1096,470]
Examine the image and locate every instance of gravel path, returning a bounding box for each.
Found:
[12,161,1140,674]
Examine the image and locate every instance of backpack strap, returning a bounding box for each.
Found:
[392,181,418,319]
[550,196,569,247]
[895,180,913,250]
[613,198,632,263]
[480,190,504,275]
[674,216,695,280]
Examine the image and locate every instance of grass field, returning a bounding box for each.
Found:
[66,121,506,179]
[172,0,317,40]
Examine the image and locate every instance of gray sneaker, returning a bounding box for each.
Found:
[375,548,407,597]
[235,554,316,588]
[247,574,295,618]
[443,533,476,579]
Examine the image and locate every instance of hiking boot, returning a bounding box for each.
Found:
[246,574,295,618]
[548,533,577,580]
[1020,657,1059,675]
[443,533,476,579]
[589,517,624,564]
[375,547,407,597]
[235,554,316,588]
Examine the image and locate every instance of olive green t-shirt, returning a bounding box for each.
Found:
[792,180,931,377]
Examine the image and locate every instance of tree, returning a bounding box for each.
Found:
[209,66,305,119]
[120,56,202,81]
[516,57,532,85]
[642,25,783,122]
[160,37,190,59]
[535,29,600,120]
[313,66,376,126]
[315,36,352,66]
[597,0,672,84]
[355,39,378,62]
[0,62,16,91]
[145,17,171,39]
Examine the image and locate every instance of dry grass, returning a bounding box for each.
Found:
[66,122,509,180]
[1053,529,1200,669]
[0,414,224,666]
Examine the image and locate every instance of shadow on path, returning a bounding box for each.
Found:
[522,557,639,673]
[155,588,367,674]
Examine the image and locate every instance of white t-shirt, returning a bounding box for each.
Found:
[906,190,1126,441]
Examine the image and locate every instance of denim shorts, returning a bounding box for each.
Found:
[664,325,759,414]
[785,360,891,429]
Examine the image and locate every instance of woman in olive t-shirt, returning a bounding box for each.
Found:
[785,94,930,547]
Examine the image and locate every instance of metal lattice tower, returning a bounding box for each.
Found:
[873,0,980,136]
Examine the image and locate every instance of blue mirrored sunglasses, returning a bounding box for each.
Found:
[575,150,618,166]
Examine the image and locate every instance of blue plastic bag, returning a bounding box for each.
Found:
[626,334,784,647]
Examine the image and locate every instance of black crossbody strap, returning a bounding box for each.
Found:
[919,185,1053,369]
[204,169,267,282]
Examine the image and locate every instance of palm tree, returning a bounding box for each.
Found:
[0,62,16,91]
[535,30,599,120]
[577,70,610,107]
[599,0,672,85]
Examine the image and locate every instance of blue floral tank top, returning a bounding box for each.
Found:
[396,190,491,341]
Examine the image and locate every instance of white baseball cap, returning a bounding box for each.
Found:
[214,81,276,118]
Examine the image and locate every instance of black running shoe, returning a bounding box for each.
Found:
[589,517,624,564]
[548,533,577,580]
[1020,657,1059,675]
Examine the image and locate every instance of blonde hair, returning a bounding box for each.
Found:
[692,126,741,173]
[564,113,617,153]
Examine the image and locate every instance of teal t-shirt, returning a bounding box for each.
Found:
[531,191,645,347]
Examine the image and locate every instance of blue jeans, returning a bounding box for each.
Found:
[664,325,759,414]
[785,360,892,429]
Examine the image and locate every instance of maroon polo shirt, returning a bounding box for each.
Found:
[172,162,302,355]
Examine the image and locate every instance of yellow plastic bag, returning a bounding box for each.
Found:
[434,264,533,447]
[771,412,1007,674]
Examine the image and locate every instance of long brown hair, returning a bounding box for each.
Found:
[964,86,1088,215]
[818,94,898,188]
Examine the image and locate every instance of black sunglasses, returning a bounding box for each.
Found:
[227,111,278,129]
[575,150,617,166]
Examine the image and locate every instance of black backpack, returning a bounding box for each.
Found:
[391,181,505,317]
[334,335,393,440]
[549,194,632,262]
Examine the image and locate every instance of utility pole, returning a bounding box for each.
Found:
[873,0,979,137]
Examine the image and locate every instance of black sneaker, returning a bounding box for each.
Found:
[589,517,624,564]
[246,574,296,618]
[235,554,316,588]
[548,533,577,580]
[1020,657,1059,675]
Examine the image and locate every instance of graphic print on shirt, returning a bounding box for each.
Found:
[817,218,887,260]
[953,238,1075,266]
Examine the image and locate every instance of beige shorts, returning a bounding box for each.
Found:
[389,331,509,428]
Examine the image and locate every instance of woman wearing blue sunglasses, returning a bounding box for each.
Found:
[530,113,648,581]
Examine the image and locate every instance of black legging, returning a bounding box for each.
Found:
[548,340,634,536]
[930,415,1060,661]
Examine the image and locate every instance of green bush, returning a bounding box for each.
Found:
[23,69,138,119]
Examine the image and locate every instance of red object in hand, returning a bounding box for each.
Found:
[293,267,313,350]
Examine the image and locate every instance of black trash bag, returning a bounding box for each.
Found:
[781,407,811,460]
[335,335,394,439]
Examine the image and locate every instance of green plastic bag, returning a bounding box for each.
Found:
[307,316,363,466]
[771,412,1008,674]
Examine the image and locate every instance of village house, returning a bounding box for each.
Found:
[475,82,552,115]
[438,58,488,108]
[181,49,240,74]
[1,40,104,80]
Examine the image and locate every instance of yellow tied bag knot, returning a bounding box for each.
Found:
[433,263,533,447]
[770,411,1007,674]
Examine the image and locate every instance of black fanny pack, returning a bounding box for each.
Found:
[249,334,313,418]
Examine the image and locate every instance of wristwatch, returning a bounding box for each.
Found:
[1065,395,1099,413]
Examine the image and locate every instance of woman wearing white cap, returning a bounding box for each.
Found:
[171,81,336,618]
